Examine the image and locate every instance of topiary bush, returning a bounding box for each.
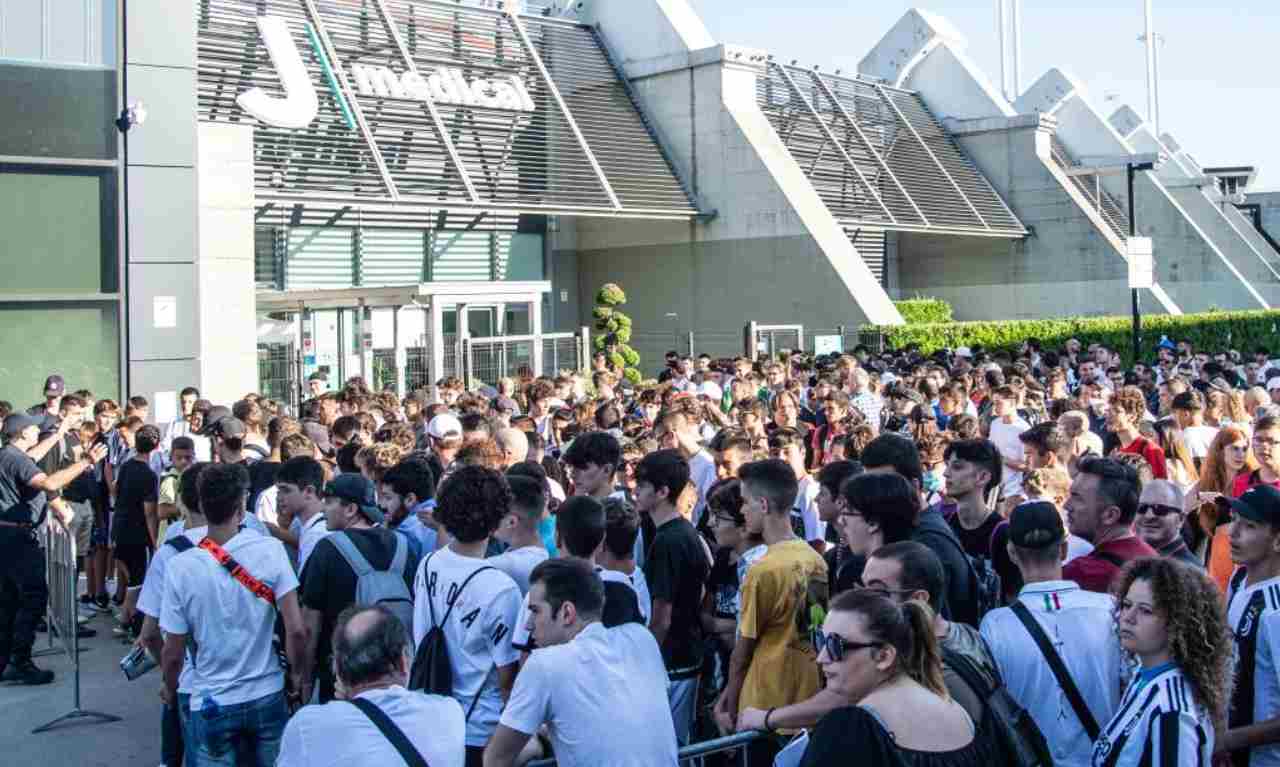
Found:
[593,282,642,382]
[862,308,1280,365]
[894,297,953,325]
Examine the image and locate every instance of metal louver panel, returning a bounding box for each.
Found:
[431,230,494,281]
[198,0,698,221]
[360,228,425,286]
[756,63,1025,238]
[255,227,286,289]
[847,228,887,287]
[285,226,354,289]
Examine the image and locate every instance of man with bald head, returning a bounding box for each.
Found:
[1135,479,1201,568]
[495,427,529,469]
[277,605,465,767]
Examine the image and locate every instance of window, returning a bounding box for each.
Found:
[0,170,117,294]
[0,1,116,67]
[0,302,120,403]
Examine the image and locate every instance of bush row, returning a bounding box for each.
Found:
[863,309,1280,365]
[893,297,953,325]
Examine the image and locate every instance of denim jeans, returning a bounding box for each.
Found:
[666,675,700,746]
[187,690,288,767]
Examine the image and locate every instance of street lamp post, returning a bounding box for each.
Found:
[1127,161,1157,361]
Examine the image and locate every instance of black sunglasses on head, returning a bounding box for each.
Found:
[1137,503,1182,517]
[810,629,881,662]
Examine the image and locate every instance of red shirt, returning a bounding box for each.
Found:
[1232,470,1280,498]
[1062,536,1158,594]
[1117,436,1168,480]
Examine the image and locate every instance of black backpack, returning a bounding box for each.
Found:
[943,646,1053,767]
[408,552,494,716]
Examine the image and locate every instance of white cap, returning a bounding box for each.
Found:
[954,346,973,358]
[427,413,463,439]
[1267,378,1280,392]
[880,372,898,385]
[696,381,723,401]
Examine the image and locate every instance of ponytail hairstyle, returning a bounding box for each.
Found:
[828,590,948,698]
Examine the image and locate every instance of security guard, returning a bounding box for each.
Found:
[0,414,105,684]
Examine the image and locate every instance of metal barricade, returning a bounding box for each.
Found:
[527,731,764,767]
[746,322,805,361]
[257,342,300,414]
[32,519,120,733]
[541,332,582,376]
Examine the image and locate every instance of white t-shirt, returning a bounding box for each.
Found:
[1227,572,1280,767]
[688,449,717,526]
[500,621,679,767]
[412,546,522,748]
[297,513,330,574]
[277,685,465,767]
[1182,424,1219,460]
[139,524,209,693]
[792,475,823,543]
[600,566,651,625]
[989,416,1031,498]
[488,544,550,596]
[981,581,1122,767]
[163,511,269,541]
[159,530,298,710]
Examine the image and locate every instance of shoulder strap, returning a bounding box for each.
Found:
[987,520,1009,556]
[329,531,374,577]
[423,551,496,628]
[389,533,408,575]
[165,536,195,554]
[1092,549,1125,568]
[1228,567,1250,604]
[349,698,430,767]
[198,538,277,605]
[940,645,994,699]
[1010,601,1100,740]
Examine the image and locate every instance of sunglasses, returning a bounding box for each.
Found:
[1137,503,1181,517]
[811,629,881,662]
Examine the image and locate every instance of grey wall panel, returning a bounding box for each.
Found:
[126,0,194,68]
[128,165,197,263]
[125,65,196,167]
[127,358,202,423]
[126,262,199,360]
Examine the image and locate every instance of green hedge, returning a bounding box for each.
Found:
[894,297,953,325]
[863,309,1280,364]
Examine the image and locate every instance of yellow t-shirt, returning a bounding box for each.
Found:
[738,538,829,713]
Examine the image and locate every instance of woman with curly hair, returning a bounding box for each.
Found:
[1093,558,1229,767]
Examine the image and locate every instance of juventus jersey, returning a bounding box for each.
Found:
[1227,569,1280,767]
[1091,664,1213,767]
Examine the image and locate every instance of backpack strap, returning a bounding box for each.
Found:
[940,645,994,699]
[349,698,430,767]
[388,533,408,577]
[1010,601,1100,740]
[1092,549,1125,568]
[165,536,195,554]
[422,550,496,628]
[987,520,1009,558]
[329,531,374,578]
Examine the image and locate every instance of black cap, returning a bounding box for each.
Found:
[1009,501,1066,549]
[324,474,384,524]
[1228,486,1280,527]
[43,375,65,398]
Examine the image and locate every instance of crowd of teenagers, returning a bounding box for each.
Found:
[5,334,1280,766]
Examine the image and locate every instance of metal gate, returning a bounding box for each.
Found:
[745,322,805,361]
[257,343,301,414]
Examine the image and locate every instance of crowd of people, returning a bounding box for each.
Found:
[3,334,1280,766]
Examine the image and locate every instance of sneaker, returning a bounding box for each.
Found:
[94,594,110,611]
[77,609,94,625]
[2,659,55,685]
[78,594,96,607]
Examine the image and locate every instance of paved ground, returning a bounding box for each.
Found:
[0,605,160,766]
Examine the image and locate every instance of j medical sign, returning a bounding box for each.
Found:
[236,14,536,131]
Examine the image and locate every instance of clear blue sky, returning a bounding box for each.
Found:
[693,0,1278,190]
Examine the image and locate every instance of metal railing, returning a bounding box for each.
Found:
[747,322,806,361]
[257,343,301,413]
[464,331,582,388]
[1048,136,1131,244]
[32,519,120,733]
[527,731,764,767]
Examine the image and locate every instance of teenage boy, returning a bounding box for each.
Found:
[489,475,551,596]
[377,457,439,561]
[654,403,717,526]
[563,431,623,502]
[715,459,827,767]
[815,460,863,597]
[1109,386,1168,479]
[636,449,712,746]
[986,386,1030,503]
[1221,486,1280,766]
[412,465,522,767]
[769,427,824,550]
[943,439,1019,601]
[159,463,308,766]
[1235,416,1280,497]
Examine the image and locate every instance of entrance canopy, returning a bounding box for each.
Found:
[199,0,698,220]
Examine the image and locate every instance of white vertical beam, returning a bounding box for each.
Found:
[531,298,544,377]
[1143,0,1158,133]
[429,300,445,389]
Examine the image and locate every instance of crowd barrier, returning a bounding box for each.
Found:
[31,517,120,733]
[526,731,765,767]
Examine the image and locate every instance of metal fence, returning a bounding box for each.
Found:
[464,332,582,388]
[748,323,805,360]
[257,343,300,414]
[527,731,765,767]
[32,519,120,733]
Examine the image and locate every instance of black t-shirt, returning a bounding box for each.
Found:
[708,546,739,620]
[824,544,865,598]
[300,527,420,668]
[912,507,980,628]
[0,444,46,526]
[798,704,999,767]
[643,516,710,671]
[247,460,281,519]
[946,509,1021,601]
[113,458,158,546]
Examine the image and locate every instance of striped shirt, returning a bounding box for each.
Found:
[1091,663,1213,767]
[1226,570,1280,767]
